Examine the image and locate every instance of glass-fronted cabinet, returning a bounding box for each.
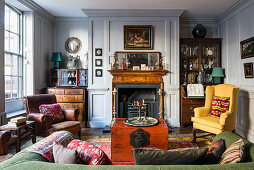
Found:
[49,69,88,87]
[180,38,221,85]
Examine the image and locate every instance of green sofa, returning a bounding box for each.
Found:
[1,132,254,170]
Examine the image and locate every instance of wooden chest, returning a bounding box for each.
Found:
[47,88,86,123]
[111,118,168,165]
[180,85,205,126]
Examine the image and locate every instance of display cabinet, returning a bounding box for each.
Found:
[180,38,222,126]
[112,52,163,71]
[49,69,88,87]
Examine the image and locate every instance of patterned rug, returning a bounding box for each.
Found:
[81,133,214,159]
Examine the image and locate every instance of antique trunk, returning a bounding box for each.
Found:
[111,118,168,165]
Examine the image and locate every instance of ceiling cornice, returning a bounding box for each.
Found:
[82,9,184,17]
[216,0,251,21]
[17,0,55,21]
[180,17,218,27]
[55,17,88,22]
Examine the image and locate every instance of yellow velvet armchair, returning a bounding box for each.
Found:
[191,84,239,143]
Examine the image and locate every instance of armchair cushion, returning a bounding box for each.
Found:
[39,104,65,123]
[209,96,230,118]
[191,117,224,130]
[194,107,210,117]
[62,109,79,121]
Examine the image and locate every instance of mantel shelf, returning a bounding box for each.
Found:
[108,70,168,84]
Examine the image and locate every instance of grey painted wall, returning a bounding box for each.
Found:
[218,0,254,142]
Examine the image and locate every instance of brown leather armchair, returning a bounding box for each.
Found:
[22,94,81,137]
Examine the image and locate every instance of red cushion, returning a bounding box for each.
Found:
[67,139,112,165]
[209,96,230,118]
[39,104,64,123]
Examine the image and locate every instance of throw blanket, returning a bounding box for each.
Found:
[19,131,75,162]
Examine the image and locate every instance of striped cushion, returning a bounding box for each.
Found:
[209,96,230,118]
[219,139,245,164]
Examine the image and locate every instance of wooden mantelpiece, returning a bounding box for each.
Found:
[108,70,168,119]
[108,70,168,84]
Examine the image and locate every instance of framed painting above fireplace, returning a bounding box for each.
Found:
[124,25,153,50]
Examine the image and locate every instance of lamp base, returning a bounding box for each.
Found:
[53,62,60,69]
[213,77,221,84]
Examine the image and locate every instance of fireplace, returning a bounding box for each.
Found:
[115,84,160,118]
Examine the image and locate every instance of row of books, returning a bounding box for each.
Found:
[7,116,27,127]
[181,45,198,56]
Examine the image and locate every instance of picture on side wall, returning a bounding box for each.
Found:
[241,37,254,59]
[95,59,103,67]
[124,25,153,50]
[95,48,102,56]
[244,62,253,78]
[95,69,103,77]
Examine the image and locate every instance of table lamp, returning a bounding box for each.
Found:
[211,67,224,84]
[51,52,62,69]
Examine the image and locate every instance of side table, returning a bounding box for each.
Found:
[111,118,168,165]
[0,121,36,153]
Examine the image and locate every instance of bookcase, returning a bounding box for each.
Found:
[180,38,222,126]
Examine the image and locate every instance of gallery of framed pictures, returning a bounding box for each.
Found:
[241,36,254,59]
[124,25,153,50]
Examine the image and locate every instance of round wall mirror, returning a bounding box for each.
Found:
[65,37,82,53]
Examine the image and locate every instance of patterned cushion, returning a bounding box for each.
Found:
[39,104,64,123]
[219,139,245,164]
[67,139,112,165]
[209,96,230,118]
[20,131,75,162]
[204,139,226,164]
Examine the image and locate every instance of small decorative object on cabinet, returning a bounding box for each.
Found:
[47,88,87,123]
[211,67,224,83]
[180,38,222,126]
[51,52,62,69]
[49,69,88,87]
[192,24,207,38]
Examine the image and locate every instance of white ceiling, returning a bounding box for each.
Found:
[32,0,240,18]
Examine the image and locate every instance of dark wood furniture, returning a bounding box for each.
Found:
[49,69,88,87]
[180,85,205,126]
[180,38,221,126]
[0,121,36,153]
[47,88,87,122]
[0,131,11,155]
[22,94,81,137]
[111,118,168,165]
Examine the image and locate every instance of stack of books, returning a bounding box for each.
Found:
[8,116,27,127]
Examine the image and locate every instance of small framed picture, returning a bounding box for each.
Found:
[244,62,253,78]
[95,59,103,67]
[95,69,103,77]
[95,48,102,56]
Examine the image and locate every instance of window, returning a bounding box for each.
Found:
[4,4,23,99]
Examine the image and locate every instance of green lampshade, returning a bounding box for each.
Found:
[211,67,224,77]
[51,52,62,62]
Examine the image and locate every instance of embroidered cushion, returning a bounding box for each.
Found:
[209,96,230,118]
[219,139,245,164]
[67,139,112,165]
[204,139,226,164]
[53,141,78,164]
[39,104,64,123]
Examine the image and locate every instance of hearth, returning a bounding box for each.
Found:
[115,84,160,118]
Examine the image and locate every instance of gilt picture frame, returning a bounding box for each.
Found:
[244,62,253,78]
[124,25,153,50]
[241,37,254,59]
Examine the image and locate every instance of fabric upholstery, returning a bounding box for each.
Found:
[0,131,11,155]
[22,94,81,137]
[67,139,112,165]
[191,84,239,135]
[209,96,230,118]
[131,148,208,165]
[39,104,65,123]
[53,141,78,164]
